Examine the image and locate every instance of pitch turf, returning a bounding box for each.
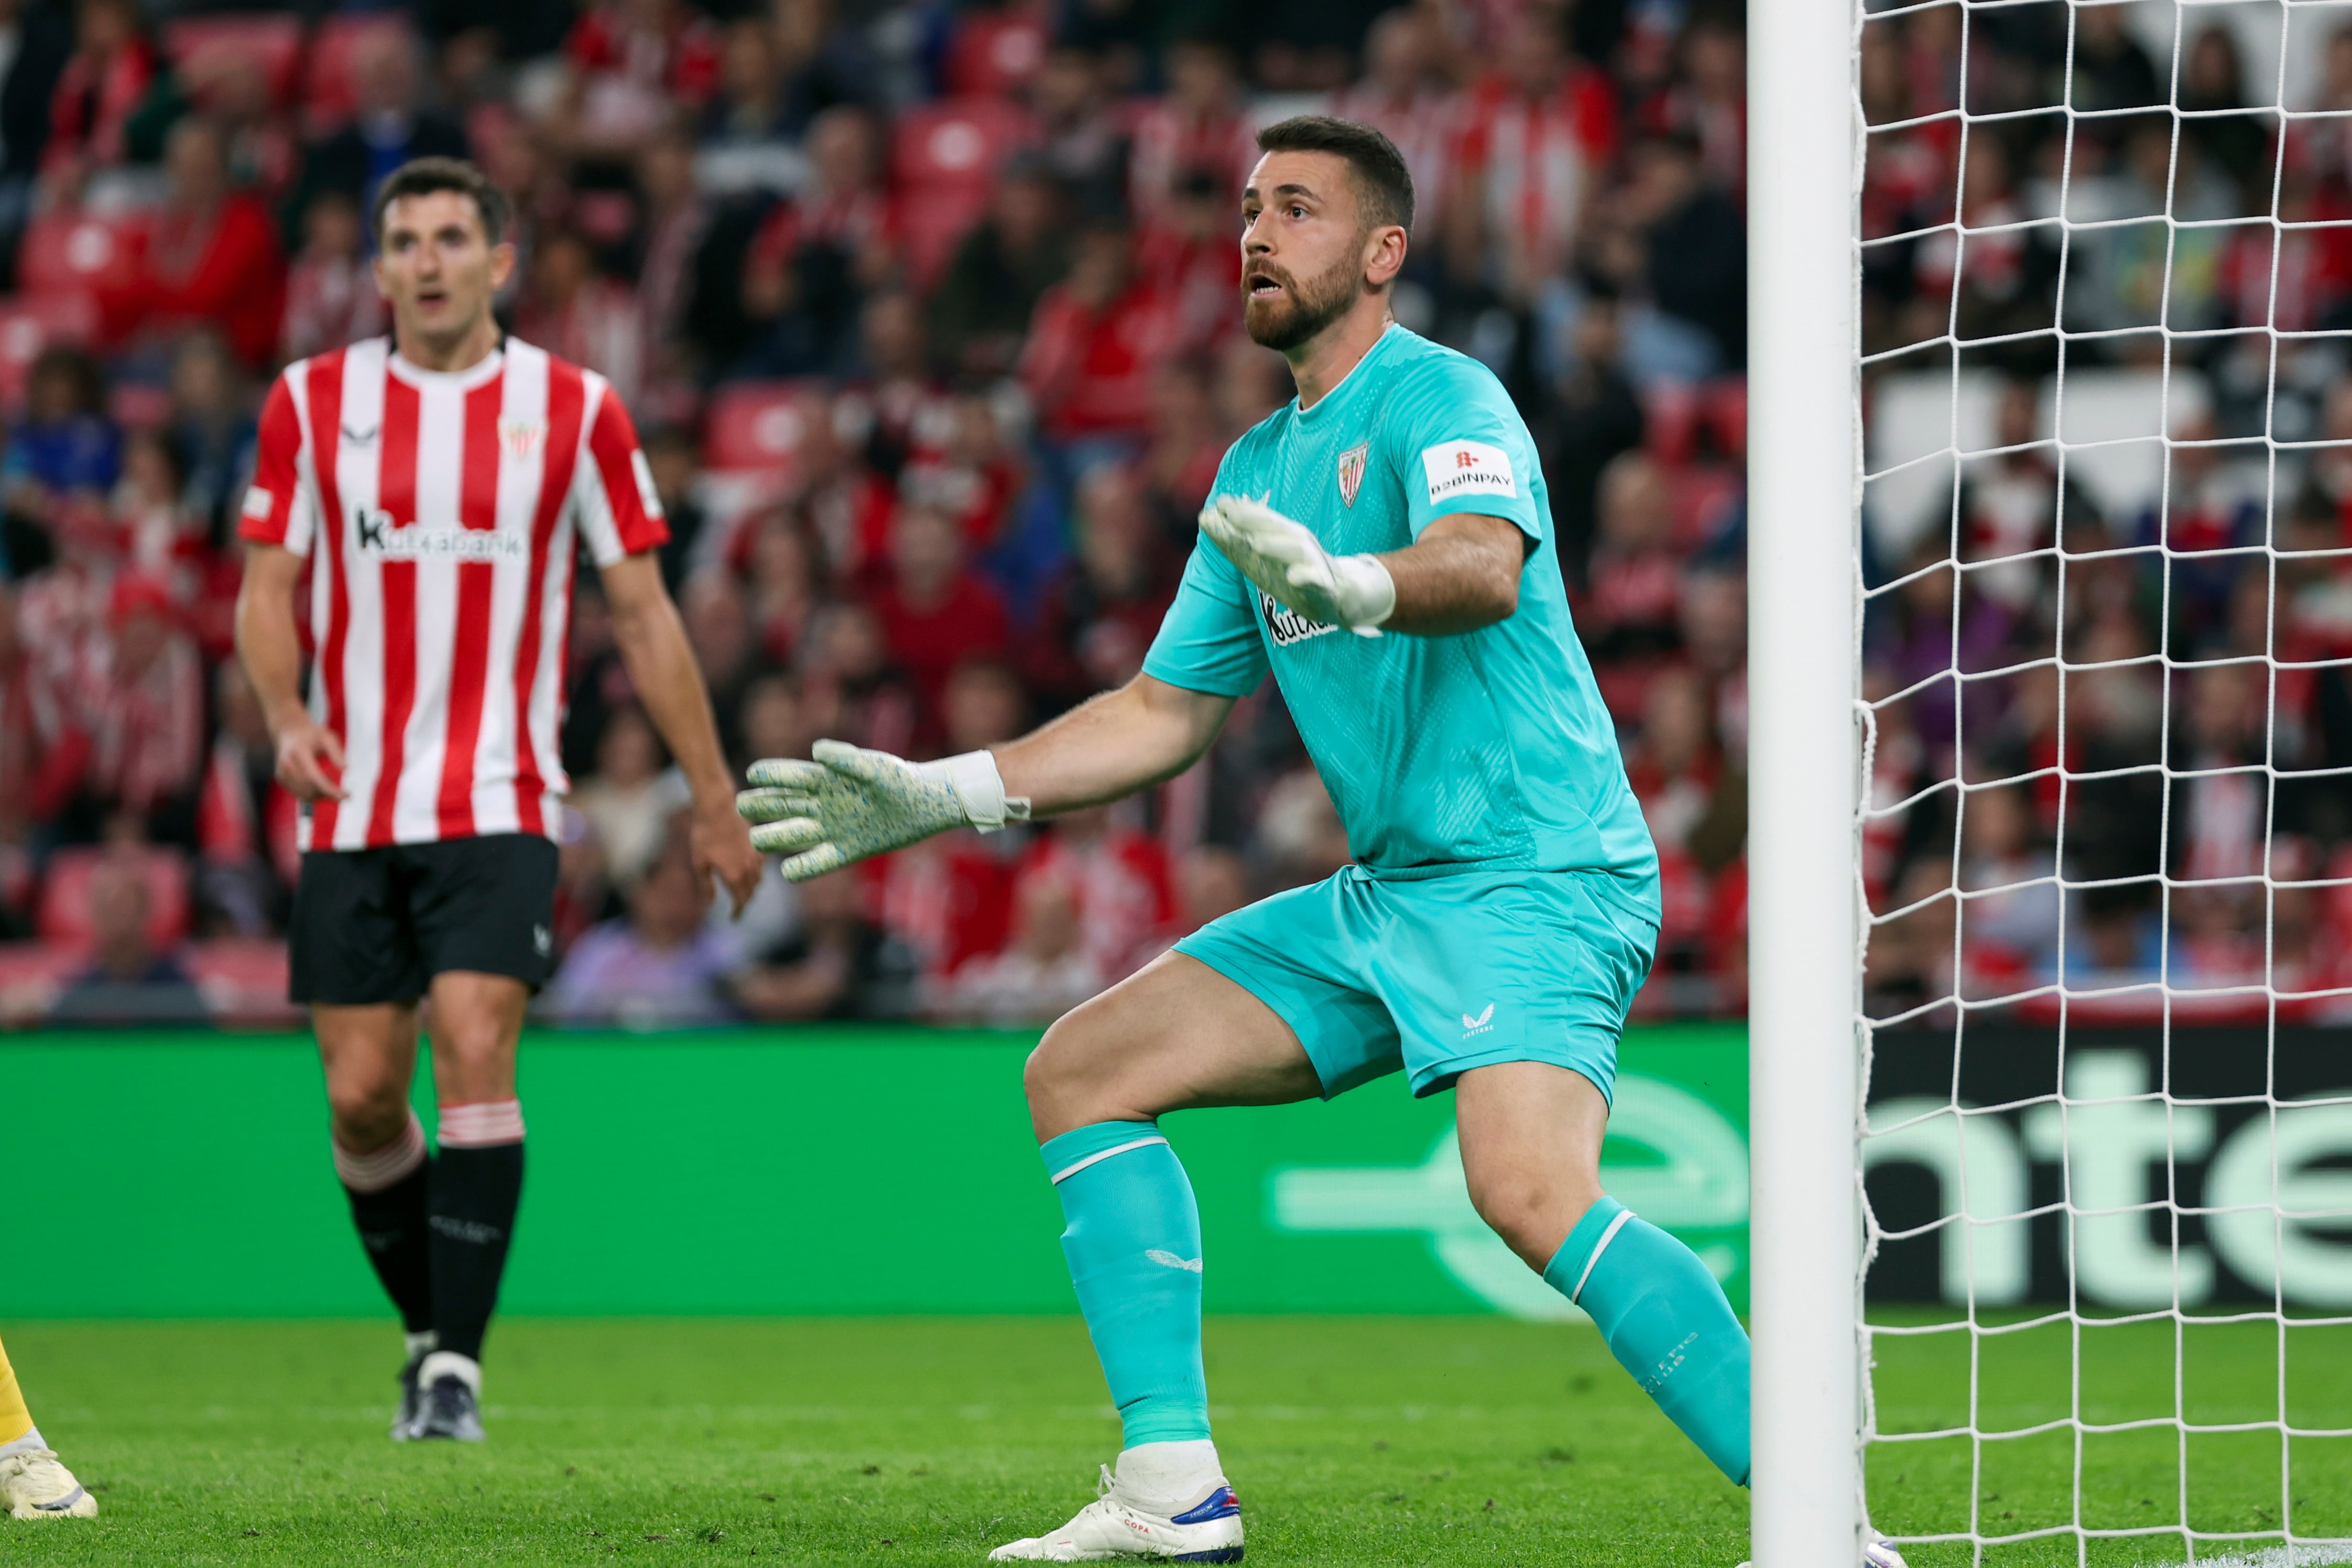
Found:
[0,1315,2344,1566]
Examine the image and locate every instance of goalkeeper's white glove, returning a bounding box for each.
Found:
[1199,494,1396,637]
[736,740,1031,881]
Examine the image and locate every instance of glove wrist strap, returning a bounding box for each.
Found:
[943,749,1031,832]
[1336,553,1398,629]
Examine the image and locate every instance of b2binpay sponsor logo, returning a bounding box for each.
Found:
[353,506,527,561]
[1260,590,1340,649]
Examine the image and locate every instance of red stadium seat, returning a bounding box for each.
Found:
[891,97,1035,192]
[303,15,417,135]
[163,14,304,107]
[945,8,1048,99]
[890,98,1036,287]
[36,846,193,951]
[703,380,821,475]
[0,292,97,408]
[17,208,151,298]
[1703,376,1746,460]
[1641,379,1700,466]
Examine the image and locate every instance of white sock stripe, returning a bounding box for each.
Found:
[1049,1135,1169,1184]
[437,1101,526,1147]
[333,1110,426,1193]
[1570,1208,1638,1305]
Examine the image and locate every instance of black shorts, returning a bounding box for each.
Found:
[289,834,560,1006]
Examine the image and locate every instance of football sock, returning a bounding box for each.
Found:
[0,1333,37,1454]
[1114,1438,1226,1513]
[1543,1195,1752,1486]
[1041,1120,1212,1447]
[428,1101,526,1364]
[334,1110,435,1335]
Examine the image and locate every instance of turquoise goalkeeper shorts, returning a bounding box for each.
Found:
[1171,865,1659,1104]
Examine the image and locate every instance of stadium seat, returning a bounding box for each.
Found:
[35,846,193,950]
[1703,376,1746,460]
[17,208,151,299]
[704,380,820,474]
[302,15,417,135]
[891,97,1037,286]
[1665,463,1740,550]
[1641,380,1701,465]
[944,8,1048,99]
[0,292,97,409]
[162,14,304,108]
[699,379,822,525]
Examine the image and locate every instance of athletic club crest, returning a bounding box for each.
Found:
[497,419,547,460]
[1336,442,1368,508]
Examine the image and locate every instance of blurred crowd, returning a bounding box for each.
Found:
[0,0,1755,1029]
[1860,4,2352,1023]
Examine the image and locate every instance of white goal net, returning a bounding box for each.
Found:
[1852,0,2352,1563]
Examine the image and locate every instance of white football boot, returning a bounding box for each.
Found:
[988,1464,1243,1562]
[1,1448,99,1520]
[1736,1538,1905,1568]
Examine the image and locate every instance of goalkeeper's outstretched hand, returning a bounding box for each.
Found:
[1199,494,1395,636]
[736,740,1030,881]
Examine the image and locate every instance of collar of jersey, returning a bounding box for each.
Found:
[387,341,506,393]
[1292,320,1400,425]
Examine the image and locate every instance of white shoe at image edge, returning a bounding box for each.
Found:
[1,1449,98,1520]
[988,1464,1243,1562]
[1735,1540,1907,1568]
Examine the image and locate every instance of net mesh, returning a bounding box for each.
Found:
[1854,1,2352,1562]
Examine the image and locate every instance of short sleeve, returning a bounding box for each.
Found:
[1142,538,1271,698]
[238,371,318,556]
[572,376,670,567]
[1392,358,1543,545]
[1143,448,1269,696]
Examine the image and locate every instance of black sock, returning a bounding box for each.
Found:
[428,1142,523,1363]
[344,1162,435,1335]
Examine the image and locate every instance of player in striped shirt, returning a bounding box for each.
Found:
[233,158,763,1442]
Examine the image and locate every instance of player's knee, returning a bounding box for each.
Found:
[1465,1169,1594,1272]
[1025,1007,1128,1135]
[325,1073,410,1147]
[1024,1016,1086,1112]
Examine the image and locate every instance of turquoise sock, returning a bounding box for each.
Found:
[1543,1196,1751,1486]
[1041,1120,1211,1447]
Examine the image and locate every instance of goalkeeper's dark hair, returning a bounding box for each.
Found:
[373,156,511,248]
[1255,115,1414,236]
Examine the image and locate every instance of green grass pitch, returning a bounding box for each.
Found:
[0,1314,2345,1566]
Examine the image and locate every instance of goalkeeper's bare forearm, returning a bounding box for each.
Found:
[993,674,1235,817]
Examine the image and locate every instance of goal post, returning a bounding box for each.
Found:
[1747,0,1866,1559]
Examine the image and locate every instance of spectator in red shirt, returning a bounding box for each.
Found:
[514,226,647,407]
[1019,217,1181,444]
[39,572,205,845]
[279,190,385,363]
[1127,37,1257,221]
[868,502,1010,747]
[41,0,171,191]
[1136,165,1244,355]
[100,116,287,368]
[1445,7,1620,304]
[1023,464,1175,709]
[565,0,721,158]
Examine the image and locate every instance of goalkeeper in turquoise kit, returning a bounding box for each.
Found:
[741,116,1777,1565]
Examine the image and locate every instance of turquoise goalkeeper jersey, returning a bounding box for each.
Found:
[1143,324,1659,911]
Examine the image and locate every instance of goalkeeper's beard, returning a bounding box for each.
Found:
[1243,258,1362,353]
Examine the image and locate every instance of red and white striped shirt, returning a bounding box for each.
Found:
[238,336,667,852]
